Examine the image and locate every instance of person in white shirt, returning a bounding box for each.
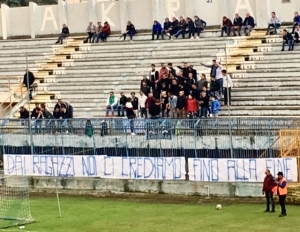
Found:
[222,70,233,106]
[295,25,300,43]
[138,91,147,118]
[266,12,281,35]
[215,62,223,97]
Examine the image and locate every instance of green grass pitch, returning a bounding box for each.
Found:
[1,195,300,232]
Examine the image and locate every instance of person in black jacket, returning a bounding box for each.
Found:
[176,91,187,118]
[149,64,159,92]
[19,106,29,119]
[281,29,294,51]
[56,24,70,44]
[140,75,151,89]
[210,76,220,99]
[23,69,35,100]
[149,99,161,119]
[118,92,128,116]
[163,18,172,39]
[131,92,139,115]
[199,91,210,118]
[169,17,179,39]
[122,21,136,41]
[242,13,255,36]
[232,13,243,36]
[177,62,190,78]
[174,16,187,39]
[186,17,195,39]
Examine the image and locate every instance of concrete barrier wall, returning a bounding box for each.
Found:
[0,0,299,39]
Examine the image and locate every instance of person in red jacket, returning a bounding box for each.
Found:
[100,22,111,42]
[186,94,198,118]
[262,169,277,213]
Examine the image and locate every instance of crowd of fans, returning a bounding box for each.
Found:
[105,61,233,120]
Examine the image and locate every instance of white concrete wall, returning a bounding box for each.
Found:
[0,0,299,39]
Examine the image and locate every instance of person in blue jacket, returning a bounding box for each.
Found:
[152,20,163,40]
[210,95,220,118]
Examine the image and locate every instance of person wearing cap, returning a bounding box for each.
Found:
[275,172,288,217]
[262,169,277,213]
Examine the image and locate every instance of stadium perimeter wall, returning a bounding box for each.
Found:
[29,177,300,204]
[0,0,299,39]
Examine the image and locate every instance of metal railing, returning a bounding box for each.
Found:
[0,118,298,158]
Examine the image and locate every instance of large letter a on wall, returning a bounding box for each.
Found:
[234,0,254,17]
[41,7,58,32]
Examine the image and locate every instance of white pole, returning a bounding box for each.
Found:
[51,157,62,218]
[225,44,233,158]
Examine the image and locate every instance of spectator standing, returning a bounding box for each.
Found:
[122,21,136,41]
[131,92,139,116]
[292,12,300,34]
[23,69,35,100]
[200,59,218,81]
[118,92,128,117]
[194,16,206,39]
[189,65,198,82]
[159,63,169,80]
[186,17,195,39]
[84,22,96,43]
[266,12,281,35]
[19,106,29,119]
[199,91,210,118]
[106,91,118,117]
[186,95,198,118]
[191,84,200,101]
[281,29,294,51]
[174,16,187,39]
[197,74,208,92]
[138,91,148,118]
[92,22,102,43]
[145,93,156,117]
[170,79,180,96]
[222,70,233,106]
[210,95,220,118]
[100,22,111,42]
[262,169,276,213]
[168,92,178,118]
[125,98,136,135]
[163,18,172,39]
[176,91,187,118]
[209,76,220,99]
[140,75,151,90]
[149,99,161,119]
[161,91,169,118]
[221,16,233,37]
[55,24,70,44]
[152,20,163,40]
[160,74,170,93]
[177,62,190,78]
[232,13,243,36]
[295,25,300,43]
[141,82,150,99]
[215,62,224,97]
[149,64,159,92]
[242,13,255,36]
[168,63,176,77]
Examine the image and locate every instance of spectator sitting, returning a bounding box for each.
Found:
[174,16,187,39]
[281,29,294,51]
[55,24,70,44]
[221,16,233,37]
[84,21,96,43]
[194,16,206,39]
[23,69,35,100]
[100,22,111,42]
[186,94,198,118]
[242,13,255,36]
[186,17,195,39]
[198,73,208,92]
[19,106,29,119]
[152,20,163,40]
[232,13,243,36]
[92,22,102,43]
[266,12,281,35]
[105,91,118,117]
[169,17,179,40]
[292,12,300,34]
[163,18,172,39]
[210,95,220,118]
[118,92,128,117]
[122,21,136,42]
[294,25,300,43]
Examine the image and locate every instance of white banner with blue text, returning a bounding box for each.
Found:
[188,158,298,182]
[4,155,185,180]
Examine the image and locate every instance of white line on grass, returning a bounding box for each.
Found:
[0,230,38,232]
